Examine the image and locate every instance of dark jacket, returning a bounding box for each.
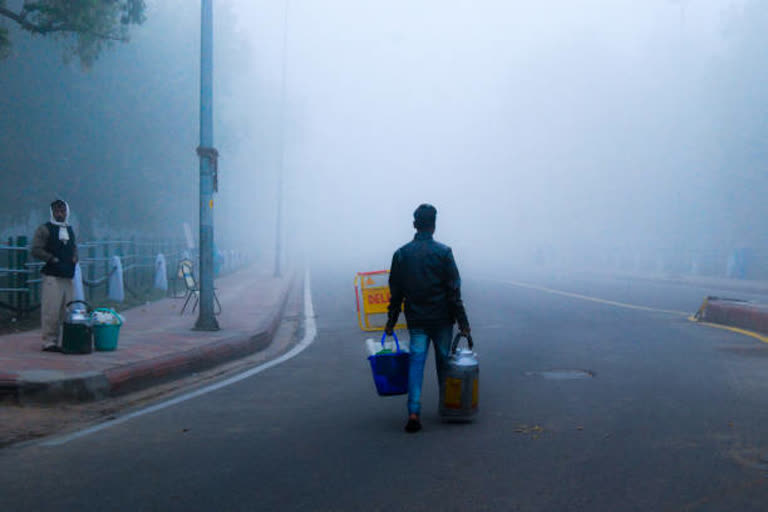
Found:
[386,231,469,330]
[30,223,77,278]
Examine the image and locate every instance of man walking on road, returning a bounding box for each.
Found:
[30,199,79,352]
[385,203,471,433]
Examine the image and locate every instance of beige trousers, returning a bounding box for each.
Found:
[41,275,74,347]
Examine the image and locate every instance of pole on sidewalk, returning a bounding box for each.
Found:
[274,0,291,278]
[195,0,219,331]
[274,171,283,278]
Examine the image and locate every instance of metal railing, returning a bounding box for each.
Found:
[0,236,251,319]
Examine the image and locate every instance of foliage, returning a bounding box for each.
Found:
[0,0,146,67]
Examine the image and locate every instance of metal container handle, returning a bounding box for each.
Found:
[450,332,474,354]
[65,300,91,311]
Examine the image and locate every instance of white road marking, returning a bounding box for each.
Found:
[42,269,317,447]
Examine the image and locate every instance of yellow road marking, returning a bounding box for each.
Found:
[686,319,768,345]
[502,279,768,344]
[503,279,689,316]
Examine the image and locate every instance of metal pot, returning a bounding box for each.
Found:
[62,300,93,354]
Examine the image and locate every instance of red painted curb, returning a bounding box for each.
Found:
[699,298,768,335]
[103,273,295,397]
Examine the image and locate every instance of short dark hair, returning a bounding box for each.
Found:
[413,203,437,231]
[50,199,66,209]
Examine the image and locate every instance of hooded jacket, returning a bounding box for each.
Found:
[30,202,78,278]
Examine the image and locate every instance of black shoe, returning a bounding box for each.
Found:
[404,418,422,433]
[42,344,62,353]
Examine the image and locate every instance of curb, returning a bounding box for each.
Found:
[692,296,768,343]
[8,272,297,404]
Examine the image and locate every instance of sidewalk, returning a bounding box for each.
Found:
[0,264,296,404]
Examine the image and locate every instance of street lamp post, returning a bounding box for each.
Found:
[274,0,290,278]
[195,0,219,331]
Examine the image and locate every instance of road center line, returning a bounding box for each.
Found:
[42,269,317,448]
[501,279,690,316]
[501,279,768,344]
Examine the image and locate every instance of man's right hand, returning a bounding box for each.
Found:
[384,324,394,336]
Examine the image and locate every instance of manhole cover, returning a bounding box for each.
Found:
[525,369,595,380]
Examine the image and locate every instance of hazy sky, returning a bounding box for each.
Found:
[1,0,759,276]
[223,0,748,271]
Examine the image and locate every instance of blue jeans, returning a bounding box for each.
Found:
[407,325,454,415]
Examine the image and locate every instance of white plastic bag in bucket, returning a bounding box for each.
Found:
[91,309,125,325]
[366,335,409,356]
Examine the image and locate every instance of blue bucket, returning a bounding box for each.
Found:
[368,332,409,396]
[91,308,123,351]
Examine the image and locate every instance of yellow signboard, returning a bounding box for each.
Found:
[354,270,405,332]
[363,286,390,314]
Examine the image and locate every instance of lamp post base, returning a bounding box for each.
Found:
[193,316,220,331]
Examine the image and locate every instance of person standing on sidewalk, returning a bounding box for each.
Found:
[30,199,79,352]
[385,203,471,433]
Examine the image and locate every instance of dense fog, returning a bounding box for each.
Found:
[1,0,766,278]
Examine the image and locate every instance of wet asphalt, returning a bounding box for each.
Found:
[1,267,768,511]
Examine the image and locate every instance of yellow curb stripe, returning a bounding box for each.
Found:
[686,317,768,344]
[502,280,690,316]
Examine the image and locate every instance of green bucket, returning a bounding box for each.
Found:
[91,308,122,351]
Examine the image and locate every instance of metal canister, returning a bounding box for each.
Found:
[439,333,479,420]
[62,300,93,354]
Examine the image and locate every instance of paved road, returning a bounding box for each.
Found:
[1,267,768,511]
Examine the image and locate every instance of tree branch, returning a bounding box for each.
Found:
[0,5,126,41]
[0,6,34,31]
[0,1,144,65]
